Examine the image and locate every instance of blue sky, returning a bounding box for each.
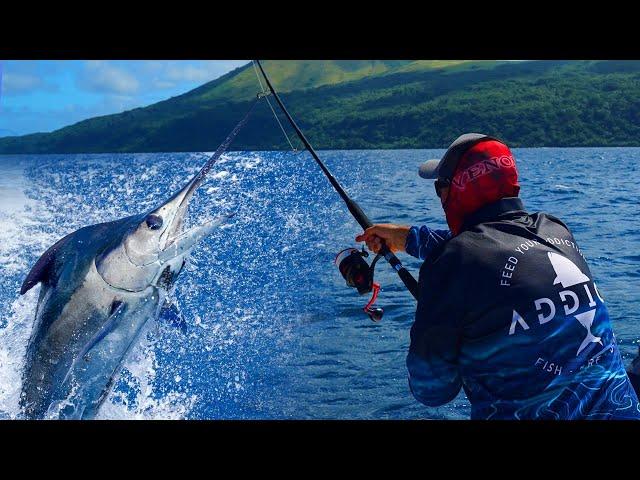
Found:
[0,60,249,137]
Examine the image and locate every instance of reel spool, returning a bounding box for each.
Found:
[334,246,384,322]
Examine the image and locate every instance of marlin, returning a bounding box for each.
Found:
[18,100,258,419]
[19,162,232,419]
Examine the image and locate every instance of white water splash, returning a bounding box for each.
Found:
[0,160,43,418]
[0,288,38,419]
[94,319,198,420]
[0,161,42,275]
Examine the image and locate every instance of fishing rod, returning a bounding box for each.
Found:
[254,60,419,316]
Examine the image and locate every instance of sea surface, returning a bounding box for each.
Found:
[0,148,638,419]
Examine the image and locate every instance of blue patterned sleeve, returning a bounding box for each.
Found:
[405,226,452,260]
[407,349,462,407]
[406,245,463,407]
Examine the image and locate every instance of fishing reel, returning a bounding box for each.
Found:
[334,246,384,322]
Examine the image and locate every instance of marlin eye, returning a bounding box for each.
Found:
[145,214,163,230]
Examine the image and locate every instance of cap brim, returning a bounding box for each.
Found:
[418,159,441,179]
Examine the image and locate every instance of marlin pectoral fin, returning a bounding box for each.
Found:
[77,301,128,362]
[160,300,188,334]
[62,300,127,390]
[60,301,128,388]
[21,232,75,294]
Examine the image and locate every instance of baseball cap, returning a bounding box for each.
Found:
[419,133,499,180]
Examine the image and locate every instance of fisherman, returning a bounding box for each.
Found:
[356,133,640,420]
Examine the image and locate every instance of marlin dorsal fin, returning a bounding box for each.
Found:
[20,233,74,295]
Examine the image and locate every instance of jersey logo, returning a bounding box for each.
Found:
[509,251,605,357]
[548,252,590,288]
[574,310,602,355]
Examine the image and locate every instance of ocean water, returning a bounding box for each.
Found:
[0,148,637,419]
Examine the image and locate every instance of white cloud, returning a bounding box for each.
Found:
[3,73,44,94]
[1,60,250,135]
[79,60,140,94]
[0,61,65,97]
[165,64,222,82]
[140,60,248,89]
[152,79,177,89]
[76,60,248,95]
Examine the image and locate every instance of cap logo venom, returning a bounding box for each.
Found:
[451,154,516,190]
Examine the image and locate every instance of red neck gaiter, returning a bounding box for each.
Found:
[444,140,520,235]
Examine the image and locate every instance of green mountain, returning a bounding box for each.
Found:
[2,60,640,153]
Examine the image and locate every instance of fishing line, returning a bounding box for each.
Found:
[252,60,300,153]
[194,95,261,185]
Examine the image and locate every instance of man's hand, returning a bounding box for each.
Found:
[355,224,411,254]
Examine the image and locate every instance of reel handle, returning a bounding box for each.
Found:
[365,306,384,322]
[363,283,383,322]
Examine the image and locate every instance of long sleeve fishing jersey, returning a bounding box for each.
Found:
[404,197,640,420]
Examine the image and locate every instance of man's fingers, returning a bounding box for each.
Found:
[355,226,381,243]
[356,224,408,253]
[360,235,383,253]
[356,226,388,253]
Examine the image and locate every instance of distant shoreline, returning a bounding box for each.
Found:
[2,145,640,157]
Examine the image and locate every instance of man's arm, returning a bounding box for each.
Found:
[355,224,451,260]
[406,249,463,407]
[405,226,452,260]
[407,324,462,407]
